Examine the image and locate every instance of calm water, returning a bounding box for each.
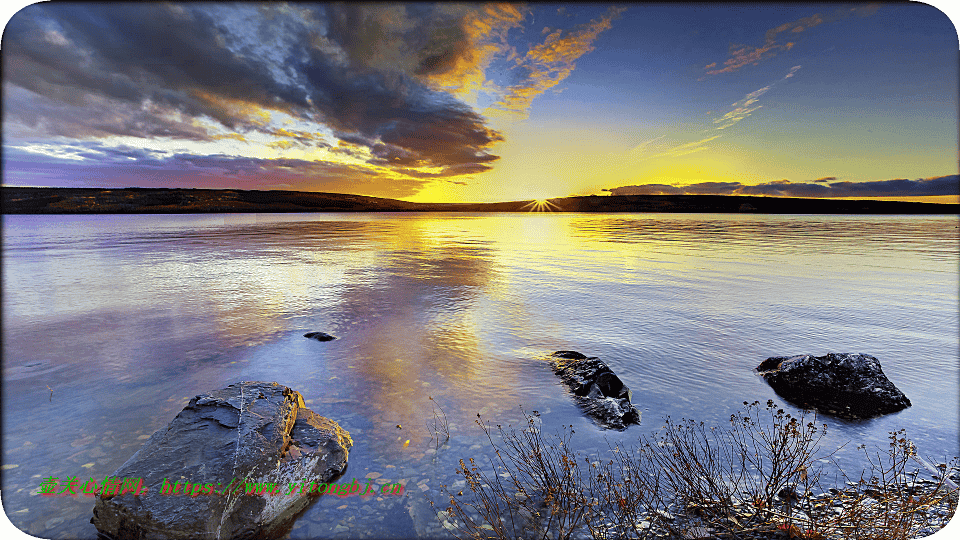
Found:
[2,212,958,538]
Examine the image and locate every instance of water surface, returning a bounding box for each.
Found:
[3,213,957,538]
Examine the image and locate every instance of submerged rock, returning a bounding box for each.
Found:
[304,332,336,341]
[548,351,641,430]
[756,353,911,419]
[91,381,352,540]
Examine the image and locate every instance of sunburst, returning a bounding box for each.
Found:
[521,198,560,212]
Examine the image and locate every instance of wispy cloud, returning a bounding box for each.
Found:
[628,135,666,156]
[492,6,626,116]
[605,175,959,198]
[713,65,800,129]
[632,65,799,160]
[702,5,880,77]
[651,135,723,158]
[713,86,770,130]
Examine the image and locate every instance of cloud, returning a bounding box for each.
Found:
[713,66,800,129]
[2,142,431,198]
[602,184,682,195]
[3,86,217,141]
[493,6,626,115]
[412,4,527,96]
[393,163,495,179]
[813,176,837,183]
[628,135,666,156]
[267,127,329,148]
[605,175,959,198]
[822,176,959,197]
[3,3,508,183]
[650,135,722,158]
[679,181,744,195]
[703,7,879,77]
[632,65,800,161]
[713,86,770,130]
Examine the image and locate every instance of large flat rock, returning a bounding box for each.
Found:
[91,381,352,539]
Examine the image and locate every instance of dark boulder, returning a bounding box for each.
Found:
[304,332,336,341]
[756,353,911,419]
[548,351,641,430]
[91,381,352,539]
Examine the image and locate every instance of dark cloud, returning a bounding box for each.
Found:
[736,181,830,197]
[3,86,216,141]
[2,143,429,199]
[4,4,303,126]
[813,176,837,183]
[823,176,959,197]
[605,175,959,197]
[3,3,503,178]
[601,184,682,195]
[394,163,494,179]
[681,181,744,195]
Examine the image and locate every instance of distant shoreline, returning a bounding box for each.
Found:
[2,186,957,214]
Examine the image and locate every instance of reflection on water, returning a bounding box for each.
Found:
[2,213,958,538]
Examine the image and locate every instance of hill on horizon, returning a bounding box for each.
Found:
[2,186,956,215]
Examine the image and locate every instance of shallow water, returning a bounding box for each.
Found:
[2,212,957,538]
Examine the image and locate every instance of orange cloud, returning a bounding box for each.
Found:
[267,127,328,147]
[211,132,247,143]
[267,140,297,150]
[704,7,877,77]
[493,6,627,115]
[418,3,526,96]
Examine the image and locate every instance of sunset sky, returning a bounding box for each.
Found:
[2,2,958,203]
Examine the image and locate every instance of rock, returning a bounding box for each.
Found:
[304,332,336,341]
[91,381,352,539]
[548,351,641,430]
[756,353,911,419]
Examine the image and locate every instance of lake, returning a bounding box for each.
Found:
[2,212,958,538]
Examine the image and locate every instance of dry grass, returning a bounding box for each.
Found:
[434,401,958,540]
[427,395,451,451]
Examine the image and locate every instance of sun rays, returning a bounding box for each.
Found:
[521,199,561,212]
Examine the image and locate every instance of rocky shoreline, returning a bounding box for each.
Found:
[582,469,959,539]
[83,350,953,539]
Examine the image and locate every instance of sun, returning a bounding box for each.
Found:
[521,198,560,212]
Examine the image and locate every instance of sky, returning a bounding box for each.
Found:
[1,2,958,203]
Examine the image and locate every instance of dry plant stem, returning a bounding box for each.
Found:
[639,400,829,536]
[428,396,451,451]
[802,431,958,540]
[437,402,958,540]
